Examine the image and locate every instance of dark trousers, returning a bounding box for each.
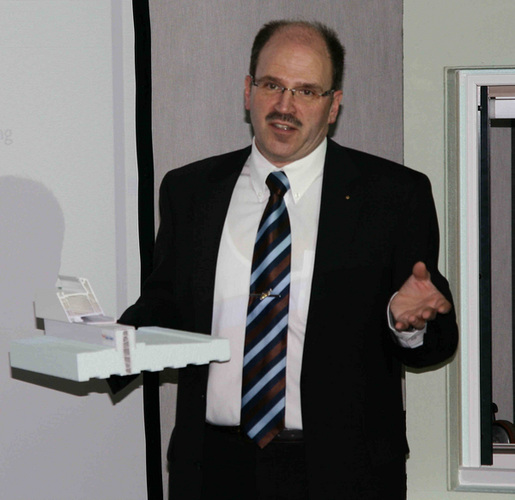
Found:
[200,424,307,500]
[198,424,406,500]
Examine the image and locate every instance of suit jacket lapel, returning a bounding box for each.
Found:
[308,140,364,295]
[303,139,368,364]
[300,139,369,431]
[191,147,251,334]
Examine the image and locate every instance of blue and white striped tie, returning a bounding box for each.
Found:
[241,171,291,448]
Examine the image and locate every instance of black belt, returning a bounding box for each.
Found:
[206,423,304,443]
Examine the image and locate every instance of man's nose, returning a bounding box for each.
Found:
[274,89,296,113]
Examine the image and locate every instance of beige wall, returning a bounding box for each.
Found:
[404,1,515,498]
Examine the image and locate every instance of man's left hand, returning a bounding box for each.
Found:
[390,261,452,331]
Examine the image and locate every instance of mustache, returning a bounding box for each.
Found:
[265,112,302,128]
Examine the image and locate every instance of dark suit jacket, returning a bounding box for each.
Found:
[120,139,458,499]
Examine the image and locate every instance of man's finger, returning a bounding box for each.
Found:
[437,299,452,314]
[412,261,430,281]
[421,307,437,321]
[395,319,409,331]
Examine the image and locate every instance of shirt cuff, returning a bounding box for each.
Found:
[387,293,426,348]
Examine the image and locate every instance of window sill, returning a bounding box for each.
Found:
[457,454,515,493]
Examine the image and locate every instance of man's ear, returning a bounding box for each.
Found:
[328,90,343,124]
[244,75,253,111]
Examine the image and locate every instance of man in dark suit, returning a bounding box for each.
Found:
[120,20,458,500]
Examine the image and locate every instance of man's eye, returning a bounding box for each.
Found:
[264,82,279,91]
[298,88,315,97]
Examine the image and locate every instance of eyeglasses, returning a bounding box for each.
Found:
[250,75,335,103]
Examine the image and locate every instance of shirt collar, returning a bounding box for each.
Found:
[248,138,327,203]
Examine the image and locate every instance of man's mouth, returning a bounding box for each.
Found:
[273,123,294,131]
[266,112,302,130]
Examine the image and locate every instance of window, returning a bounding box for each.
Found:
[447,67,515,492]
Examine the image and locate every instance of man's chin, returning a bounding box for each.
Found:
[262,148,299,167]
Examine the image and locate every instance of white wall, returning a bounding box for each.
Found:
[0,1,144,498]
[404,1,515,498]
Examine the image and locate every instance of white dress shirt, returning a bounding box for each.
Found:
[206,138,424,429]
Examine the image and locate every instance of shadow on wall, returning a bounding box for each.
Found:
[0,176,64,333]
[0,176,139,400]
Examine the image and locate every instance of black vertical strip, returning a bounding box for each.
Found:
[132,1,163,499]
[512,119,515,423]
[132,0,155,284]
[142,370,163,500]
[479,86,493,465]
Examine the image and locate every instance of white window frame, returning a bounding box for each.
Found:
[447,67,515,492]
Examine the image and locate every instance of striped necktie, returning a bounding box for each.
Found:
[241,170,291,448]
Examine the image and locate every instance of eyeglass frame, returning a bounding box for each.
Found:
[249,75,335,100]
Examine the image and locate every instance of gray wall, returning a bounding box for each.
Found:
[150,0,403,187]
[149,0,404,496]
[490,122,513,423]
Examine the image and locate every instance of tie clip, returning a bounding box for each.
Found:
[250,289,281,300]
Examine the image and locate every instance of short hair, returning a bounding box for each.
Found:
[249,20,345,90]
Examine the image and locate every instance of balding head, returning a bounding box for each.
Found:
[249,20,345,90]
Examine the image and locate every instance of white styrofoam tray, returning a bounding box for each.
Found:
[10,326,230,382]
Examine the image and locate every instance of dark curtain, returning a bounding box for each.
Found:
[133,1,163,498]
